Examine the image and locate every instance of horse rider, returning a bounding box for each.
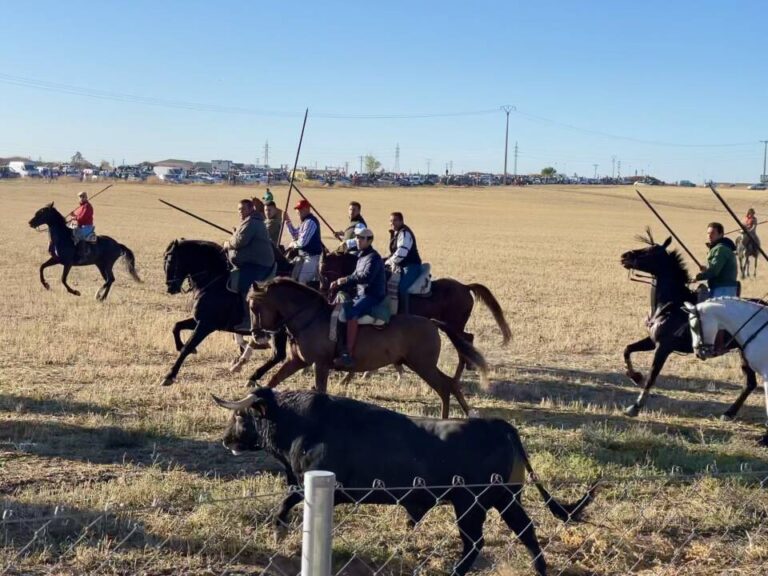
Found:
[386,211,422,313]
[67,191,95,243]
[694,222,739,298]
[335,201,367,253]
[284,199,323,284]
[223,199,275,297]
[744,208,758,233]
[329,228,386,368]
[263,200,282,246]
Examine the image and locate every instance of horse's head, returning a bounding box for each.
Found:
[28,202,58,229]
[247,281,283,332]
[683,301,720,360]
[163,239,185,294]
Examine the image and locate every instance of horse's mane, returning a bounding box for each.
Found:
[634,226,655,246]
[251,277,327,306]
[667,248,691,284]
[41,204,67,228]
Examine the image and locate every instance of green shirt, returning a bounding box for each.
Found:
[697,241,738,288]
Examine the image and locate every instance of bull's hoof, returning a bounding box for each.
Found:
[624,404,640,417]
[160,375,175,387]
[626,370,644,386]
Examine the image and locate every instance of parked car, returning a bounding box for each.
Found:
[748,183,766,190]
[0,166,21,179]
[679,180,696,187]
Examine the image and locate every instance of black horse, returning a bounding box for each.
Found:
[162,238,292,386]
[620,229,757,418]
[28,202,141,301]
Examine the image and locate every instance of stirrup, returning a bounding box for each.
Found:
[334,353,354,369]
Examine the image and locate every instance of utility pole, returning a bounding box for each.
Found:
[394,143,400,173]
[449,160,453,174]
[344,161,349,174]
[513,142,518,177]
[264,140,269,168]
[426,158,431,175]
[611,156,616,179]
[761,140,768,183]
[593,164,599,179]
[358,155,363,174]
[617,160,622,179]
[501,105,515,185]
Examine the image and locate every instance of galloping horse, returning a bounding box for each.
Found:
[162,238,292,386]
[247,278,490,418]
[736,231,760,278]
[320,251,511,380]
[28,203,141,301]
[620,229,757,418]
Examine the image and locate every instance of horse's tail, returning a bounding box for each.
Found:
[432,320,489,386]
[119,244,142,283]
[467,283,512,345]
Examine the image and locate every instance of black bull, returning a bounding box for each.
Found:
[213,388,597,576]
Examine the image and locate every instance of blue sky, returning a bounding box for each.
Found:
[1,0,767,181]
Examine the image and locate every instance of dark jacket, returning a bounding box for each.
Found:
[227,213,275,268]
[346,245,386,300]
[388,225,421,268]
[696,237,738,289]
[343,215,367,242]
[300,213,323,256]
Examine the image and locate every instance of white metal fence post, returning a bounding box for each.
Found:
[301,470,335,576]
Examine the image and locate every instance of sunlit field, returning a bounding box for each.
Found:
[2,179,768,574]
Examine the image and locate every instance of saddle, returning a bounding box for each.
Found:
[329,294,391,342]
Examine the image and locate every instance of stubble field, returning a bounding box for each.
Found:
[2,179,768,575]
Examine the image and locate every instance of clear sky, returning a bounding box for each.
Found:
[1,0,767,182]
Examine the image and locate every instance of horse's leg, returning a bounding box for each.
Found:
[95,262,114,301]
[161,323,213,386]
[247,331,288,387]
[172,317,198,352]
[405,360,456,418]
[625,345,672,417]
[39,257,57,290]
[61,265,80,296]
[265,356,308,389]
[314,363,330,393]
[722,350,758,420]
[623,337,656,385]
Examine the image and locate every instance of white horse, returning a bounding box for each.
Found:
[684,297,768,444]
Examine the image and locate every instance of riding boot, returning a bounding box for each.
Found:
[335,319,358,368]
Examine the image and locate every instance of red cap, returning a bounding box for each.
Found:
[294,199,311,211]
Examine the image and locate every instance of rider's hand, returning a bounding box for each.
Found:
[699,265,707,272]
[283,213,291,223]
[333,231,343,240]
[329,280,339,291]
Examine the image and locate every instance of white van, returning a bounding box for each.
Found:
[8,161,40,177]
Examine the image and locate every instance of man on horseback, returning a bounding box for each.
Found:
[223,199,275,295]
[264,201,282,246]
[695,222,739,298]
[335,201,367,253]
[386,212,422,314]
[67,191,95,244]
[284,199,323,285]
[329,227,387,368]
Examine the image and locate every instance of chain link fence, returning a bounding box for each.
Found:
[2,469,768,575]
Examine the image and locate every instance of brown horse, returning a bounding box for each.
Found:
[247,278,489,418]
[320,251,511,381]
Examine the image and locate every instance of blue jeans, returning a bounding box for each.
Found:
[237,263,274,294]
[710,286,738,299]
[343,295,379,320]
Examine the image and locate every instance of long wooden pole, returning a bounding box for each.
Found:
[635,188,702,268]
[709,183,768,263]
[158,199,231,234]
[278,108,309,245]
[66,184,113,217]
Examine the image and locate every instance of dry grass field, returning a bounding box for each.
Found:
[2,179,768,575]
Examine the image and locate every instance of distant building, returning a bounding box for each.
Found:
[211,159,232,173]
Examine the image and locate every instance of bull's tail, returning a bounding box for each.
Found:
[119,244,142,283]
[509,428,598,522]
[467,283,512,345]
[433,320,489,386]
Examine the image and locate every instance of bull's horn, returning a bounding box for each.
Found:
[211,393,256,411]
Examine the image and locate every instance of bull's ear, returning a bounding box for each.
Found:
[249,398,268,418]
[662,236,672,248]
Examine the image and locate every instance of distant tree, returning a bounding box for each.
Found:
[99,160,112,171]
[364,155,381,174]
[541,166,557,177]
[71,151,85,166]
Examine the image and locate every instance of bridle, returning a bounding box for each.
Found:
[686,306,718,359]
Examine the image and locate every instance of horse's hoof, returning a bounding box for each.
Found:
[70,290,81,296]
[42,282,50,291]
[160,375,175,387]
[624,404,640,417]
[720,413,735,422]
[468,409,481,418]
[229,361,243,374]
[626,371,644,386]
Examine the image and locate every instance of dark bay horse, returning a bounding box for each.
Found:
[319,251,511,379]
[162,239,292,386]
[620,229,757,418]
[28,203,141,300]
[248,278,490,418]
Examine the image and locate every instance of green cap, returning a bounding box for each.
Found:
[263,189,273,202]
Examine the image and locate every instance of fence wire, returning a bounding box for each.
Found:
[2,469,768,575]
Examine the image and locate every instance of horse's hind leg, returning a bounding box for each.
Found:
[406,360,465,418]
[625,345,672,417]
[722,351,758,420]
[95,262,115,301]
[623,337,655,385]
[161,323,213,386]
[39,257,57,290]
[61,265,80,296]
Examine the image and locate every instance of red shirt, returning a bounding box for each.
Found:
[745,214,757,229]
[72,202,93,226]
